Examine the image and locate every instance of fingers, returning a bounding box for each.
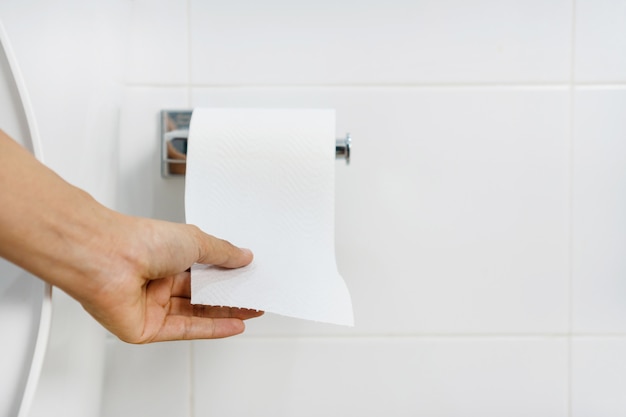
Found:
[142,221,252,280]
[190,225,253,269]
[193,305,265,320]
[162,274,264,319]
[142,299,262,341]
[169,296,264,320]
[170,272,191,298]
[149,316,247,342]
[130,220,259,343]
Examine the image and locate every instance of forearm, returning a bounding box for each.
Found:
[0,130,259,342]
[0,130,125,300]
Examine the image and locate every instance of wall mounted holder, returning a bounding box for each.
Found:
[161,110,352,178]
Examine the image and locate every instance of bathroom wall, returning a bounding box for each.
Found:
[3,0,623,416]
[0,1,130,416]
[104,0,626,416]
[102,1,626,416]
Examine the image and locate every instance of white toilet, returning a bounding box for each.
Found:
[0,20,51,417]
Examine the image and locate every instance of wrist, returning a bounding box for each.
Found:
[0,132,133,301]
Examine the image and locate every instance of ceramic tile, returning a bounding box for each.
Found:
[100,339,191,417]
[191,87,570,335]
[192,337,568,417]
[0,0,130,205]
[117,86,188,221]
[572,88,626,332]
[126,0,188,84]
[189,0,571,85]
[28,291,106,417]
[572,337,626,417]
[575,0,626,82]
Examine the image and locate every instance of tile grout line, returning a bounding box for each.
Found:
[125,82,626,91]
[142,82,574,88]
[238,332,626,340]
[186,0,193,109]
[186,5,194,417]
[186,2,197,416]
[189,341,195,417]
[568,1,578,416]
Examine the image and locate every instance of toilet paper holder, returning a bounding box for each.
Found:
[161,110,351,178]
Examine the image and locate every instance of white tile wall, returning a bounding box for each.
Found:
[0,0,130,202]
[572,337,626,417]
[192,337,568,417]
[117,87,188,221]
[99,1,626,416]
[572,88,626,333]
[192,87,570,335]
[189,0,572,85]
[101,339,191,417]
[126,0,189,85]
[28,291,106,417]
[574,0,626,82]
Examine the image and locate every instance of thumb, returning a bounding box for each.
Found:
[190,225,254,268]
[142,220,253,280]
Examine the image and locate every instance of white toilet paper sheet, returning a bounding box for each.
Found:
[185,108,353,326]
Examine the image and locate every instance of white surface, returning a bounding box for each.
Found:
[28,291,107,417]
[572,88,626,333]
[187,108,353,325]
[0,0,128,201]
[575,0,626,82]
[0,19,50,417]
[572,337,626,417]
[126,0,188,84]
[192,337,568,417]
[0,269,49,417]
[101,339,191,417]
[190,0,571,85]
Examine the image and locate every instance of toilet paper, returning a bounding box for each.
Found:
[185,108,353,326]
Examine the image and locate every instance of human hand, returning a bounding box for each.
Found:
[0,131,262,343]
[78,216,264,344]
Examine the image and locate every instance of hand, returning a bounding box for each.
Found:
[0,130,263,343]
[79,216,264,343]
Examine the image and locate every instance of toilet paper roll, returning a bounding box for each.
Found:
[185,108,353,326]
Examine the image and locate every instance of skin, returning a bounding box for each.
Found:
[0,130,262,343]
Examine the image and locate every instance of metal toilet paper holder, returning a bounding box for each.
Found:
[161,110,352,178]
